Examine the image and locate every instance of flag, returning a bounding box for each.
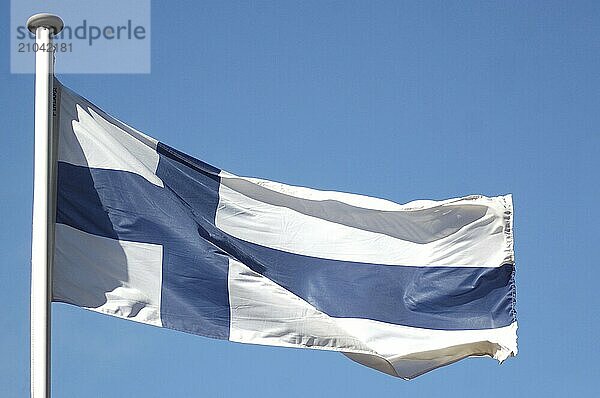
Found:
[52,80,517,379]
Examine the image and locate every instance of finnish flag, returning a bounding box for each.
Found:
[53,80,517,379]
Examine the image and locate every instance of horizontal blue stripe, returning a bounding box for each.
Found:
[57,150,515,332]
[202,231,515,330]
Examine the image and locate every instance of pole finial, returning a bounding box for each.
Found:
[26,13,64,34]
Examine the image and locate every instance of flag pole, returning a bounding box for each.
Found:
[27,13,63,398]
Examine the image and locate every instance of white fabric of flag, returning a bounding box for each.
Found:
[52,80,517,379]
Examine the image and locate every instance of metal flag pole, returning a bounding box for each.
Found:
[27,13,63,398]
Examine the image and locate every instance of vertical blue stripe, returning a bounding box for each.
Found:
[155,143,230,339]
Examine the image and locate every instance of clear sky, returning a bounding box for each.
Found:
[2,1,599,396]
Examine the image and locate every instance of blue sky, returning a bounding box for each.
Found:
[2,1,599,396]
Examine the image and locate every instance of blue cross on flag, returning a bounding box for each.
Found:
[52,80,517,379]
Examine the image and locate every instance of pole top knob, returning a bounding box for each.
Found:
[26,13,64,34]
